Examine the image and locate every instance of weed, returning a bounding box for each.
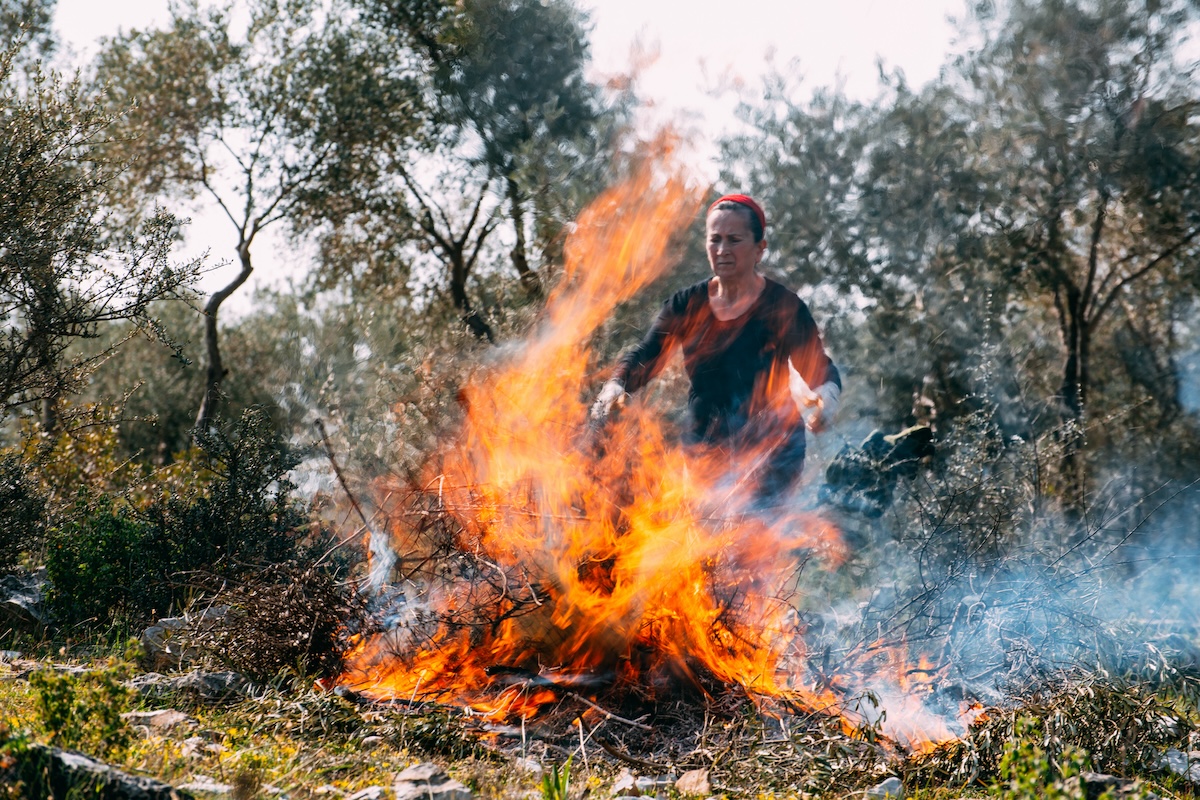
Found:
[232,752,267,800]
[27,658,134,759]
[541,755,572,800]
[186,561,363,682]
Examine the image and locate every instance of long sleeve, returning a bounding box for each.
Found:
[786,296,840,391]
[613,300,679,394]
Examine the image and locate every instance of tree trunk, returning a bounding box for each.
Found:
[448,252,495,343]
[506,176,542,298]
[195,240,254,431]
[1057,283,1088,512]
[40,394,57,433]
[35,336,58,434]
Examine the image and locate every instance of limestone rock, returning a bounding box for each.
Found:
[347,788,388,800]
[1160,748,1200,783]
[178,775,232,795]
[635,774,676,794]
[513,757,543,775]
[128,670,253,704]
[5,743,191,799]
[611,769,637,796]
[122,709,197,735]
[393,762,474,800]
[181,736,227,759]
[1062,772,1158,800]
[674,769,711,796]
[865,776,904,799]
[141,606,228,671]
[0,569,48,634]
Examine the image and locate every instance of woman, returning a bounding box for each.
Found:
[591,194,841,504]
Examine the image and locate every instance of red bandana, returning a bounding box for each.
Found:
[708,194,767,232]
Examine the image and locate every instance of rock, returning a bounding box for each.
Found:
[865,776,904,799]
[0,569,48,634]
[141,619,188,672]
[182,737,206,759]
[396,763,447,784]
[181,737,226,759]
[314,785,345,795]
[675,768,711,796]
[1158,748,1200,782]
[142,607,229,671]
[5,743,190,799]
[612,769,638,796]
[635,774,676,794]
[1078,773,1122,800]
[1157,714,1182,738]
[178,775,232,795]
[513,757,543,775]
[1062,772,1155,800]
[122,709,197,735]
[128,671,254,704]
[393,762,474,800]
[347,788,388,800]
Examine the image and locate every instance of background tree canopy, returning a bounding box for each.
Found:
[725,0,1200,508]
[0,0,1197,575]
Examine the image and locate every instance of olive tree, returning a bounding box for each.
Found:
[727,0,1200,508]
[93,0,429,429]
[0,43,198,433]
[308,0,610,340]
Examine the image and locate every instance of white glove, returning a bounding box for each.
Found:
[806,381,840,432]
[590,379,627,420]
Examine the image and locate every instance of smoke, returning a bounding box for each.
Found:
[289,143,1200,755]
[791,401,1200,748]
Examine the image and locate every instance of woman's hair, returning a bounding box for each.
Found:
[708,195,766,242]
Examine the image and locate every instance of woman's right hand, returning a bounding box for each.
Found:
[590,379,627,420]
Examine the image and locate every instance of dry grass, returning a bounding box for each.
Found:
[3,646,1200,798]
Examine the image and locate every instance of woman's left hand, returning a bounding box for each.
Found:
[805,382,841,433]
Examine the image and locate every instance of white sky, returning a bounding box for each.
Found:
[52,0,964,306]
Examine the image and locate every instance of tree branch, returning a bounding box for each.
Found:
[1091,225,1200,326]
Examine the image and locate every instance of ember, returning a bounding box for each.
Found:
[337,142,972,754]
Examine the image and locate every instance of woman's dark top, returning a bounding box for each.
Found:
[613,277,839,497]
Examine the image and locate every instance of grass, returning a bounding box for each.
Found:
[2,648,1199,798]
[0,648,591,798]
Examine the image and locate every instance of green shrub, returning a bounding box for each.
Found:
[28,659,134,759]
[991,717,1098,800]
[0,454,45,573]
[44,503,167,627]
[44,407,311,629]
[146,406,306,579]
[540,755,572,800]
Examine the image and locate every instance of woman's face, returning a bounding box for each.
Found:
[706,208,766,281]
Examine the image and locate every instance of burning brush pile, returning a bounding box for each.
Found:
[332,148,984,763]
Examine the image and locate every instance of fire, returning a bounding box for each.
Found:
[337,139,973,752]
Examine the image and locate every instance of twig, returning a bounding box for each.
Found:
[577,716,590,770]
[595,737,669,772]
[566,692,653,730]
[315,418,399,577]
[315,417,373,532]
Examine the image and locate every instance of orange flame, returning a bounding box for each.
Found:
[338,139,972,752]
